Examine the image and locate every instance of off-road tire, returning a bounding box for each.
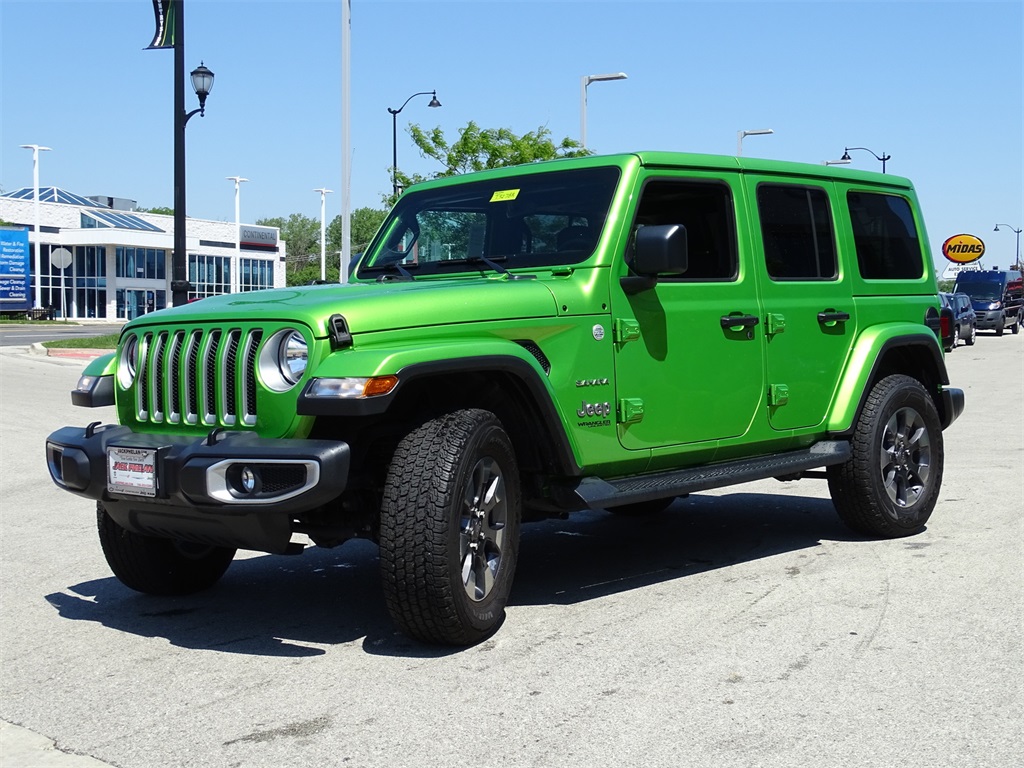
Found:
[97,503,235,594]
[1013,316,1020,334]
[380,409,521,645]
[827,375,943,538]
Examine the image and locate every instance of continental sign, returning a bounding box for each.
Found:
[941,233,985,264]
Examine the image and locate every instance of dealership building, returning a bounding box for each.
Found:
[0,187,287,320]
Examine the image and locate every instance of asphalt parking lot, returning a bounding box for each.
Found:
[0,333,1020,768]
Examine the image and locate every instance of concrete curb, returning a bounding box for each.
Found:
[30,343,109,360]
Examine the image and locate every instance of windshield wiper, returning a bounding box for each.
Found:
[361,258,417,282]
[454,255,535,280]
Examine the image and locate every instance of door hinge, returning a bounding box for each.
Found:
[768,383,790,406]
[618,397,645,424]
[765,313,786,336]
[614,318,641,345]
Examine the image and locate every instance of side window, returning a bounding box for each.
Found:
[847,192,924,279]
[633,180,737,280]
[757,184,837,280]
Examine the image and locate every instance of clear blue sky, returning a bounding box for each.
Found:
[2,0,1021,271]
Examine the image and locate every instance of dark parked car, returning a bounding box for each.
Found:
[940,292,977,351]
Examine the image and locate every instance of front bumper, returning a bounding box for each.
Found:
[45,424,350,554]
[973,310,1004,330]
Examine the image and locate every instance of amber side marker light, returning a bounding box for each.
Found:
[364,375,399,397]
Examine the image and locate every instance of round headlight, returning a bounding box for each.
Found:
[278,331,308,385]
[118,335,139,387]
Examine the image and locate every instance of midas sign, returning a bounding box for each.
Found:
[942,233,985,264]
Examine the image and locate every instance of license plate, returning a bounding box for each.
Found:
[107,446,157,497]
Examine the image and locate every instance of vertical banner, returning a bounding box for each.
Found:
[146,0,176,49]
[0,228,31,311]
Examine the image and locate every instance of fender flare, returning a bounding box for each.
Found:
[827,326,949,434]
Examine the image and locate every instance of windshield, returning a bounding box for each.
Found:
[358,166,620,278]
[955,282,1001,301]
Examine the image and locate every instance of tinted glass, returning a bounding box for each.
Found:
[847,192,924,279]
[757,184,837,280]
[632,179,737,280]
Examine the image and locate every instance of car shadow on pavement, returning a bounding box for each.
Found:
[44,491,858,658]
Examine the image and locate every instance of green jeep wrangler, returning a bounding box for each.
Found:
[46,152,964,645]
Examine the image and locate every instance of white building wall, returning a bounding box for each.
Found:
[0,194,287,319]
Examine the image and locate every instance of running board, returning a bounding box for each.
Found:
[574,440,850,510]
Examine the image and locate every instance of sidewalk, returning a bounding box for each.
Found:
[1,721,114,767]
[29,343,109,360]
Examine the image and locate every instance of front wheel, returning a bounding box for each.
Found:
[97,503,235,594]
[827,375,943,538]
[996,315,1005,336]
[380,410,521,645]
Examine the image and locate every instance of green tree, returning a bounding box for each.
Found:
[137,206,174,216]
[388,121,590,206]
[258,213,320,283]
[326,206,388,257]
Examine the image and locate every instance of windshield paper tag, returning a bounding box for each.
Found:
[490,189,520,203]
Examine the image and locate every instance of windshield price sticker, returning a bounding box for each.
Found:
[489,189,520,203]
[108,446,157,497]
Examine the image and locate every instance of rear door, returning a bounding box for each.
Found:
[745,178,856,431]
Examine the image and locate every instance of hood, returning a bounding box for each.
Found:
[130,277,560,337]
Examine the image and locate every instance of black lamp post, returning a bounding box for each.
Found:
[171,0,214,307]
[387,90,441,198]
[841,146,890,173]
[994,224,1022,271]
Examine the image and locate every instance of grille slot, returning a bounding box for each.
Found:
[126,327,263,429]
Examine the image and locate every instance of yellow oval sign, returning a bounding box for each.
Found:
[942,233,985,264]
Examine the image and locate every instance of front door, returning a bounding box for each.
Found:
[610,173,764,451]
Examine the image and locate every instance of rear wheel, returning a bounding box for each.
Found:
[380,409,521,645]
[97,503,235,594]
[1013,316,1020,334]
[827,375,943,538]
[965,324,976,346]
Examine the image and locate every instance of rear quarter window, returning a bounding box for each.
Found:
[847,191,924,280]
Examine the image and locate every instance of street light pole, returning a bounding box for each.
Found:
[841,146,891,173]
[580,72,627,149]
[171,0,214,308]
[994,224,1022,270]
[226,176,248,293]
[737,128,774,156]
[388,90,441,199]
[19,144,51,309]
[314,188,333,282]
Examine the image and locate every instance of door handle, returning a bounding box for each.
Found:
[720,314,760,329]
[817,311,851,324]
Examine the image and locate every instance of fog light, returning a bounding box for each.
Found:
[240,466,257,493]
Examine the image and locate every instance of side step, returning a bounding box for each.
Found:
[574,440,850,510]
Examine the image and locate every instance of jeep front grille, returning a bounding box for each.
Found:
[131,328,264,428]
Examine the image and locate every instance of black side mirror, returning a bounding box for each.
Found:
[621,224,688,294]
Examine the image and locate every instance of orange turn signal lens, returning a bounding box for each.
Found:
[364,375,399,397]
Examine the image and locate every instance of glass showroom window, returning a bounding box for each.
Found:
[116,247,167,280]
[240,258,274,291]
[74,246,108,318]
[189,253,231,298]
